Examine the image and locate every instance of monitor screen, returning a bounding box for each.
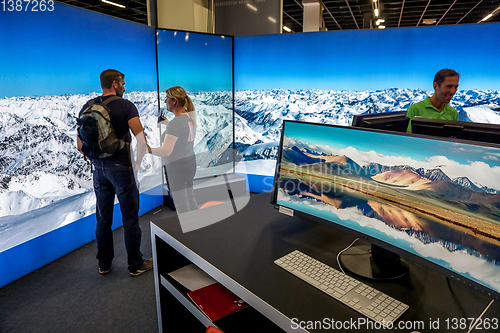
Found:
[411,118,500,145]
[352,111,409,133]
[156,29,234,179]
[234,23,500,177]
[271,120,500,298]
[0,3,157,254]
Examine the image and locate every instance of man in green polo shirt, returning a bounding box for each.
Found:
[406,68,460,132]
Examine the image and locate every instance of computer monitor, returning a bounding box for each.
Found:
[271,120,500,299]
[351,111,409,133]
[411,117,500,145]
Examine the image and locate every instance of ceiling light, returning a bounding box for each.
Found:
[378,25,386,29]
[373,0,377,2]
[247,4,257,11]
[422,18,437,25]
[374,9,379,17]
[101,0,125,8]
[481,14,493,22]
[478,5,500,23]
[185,33,189,41]
[268,16,276,23]
[376,19,385,25]
[283,26,292,32]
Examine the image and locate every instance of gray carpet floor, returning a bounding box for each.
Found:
[0,205,176,333]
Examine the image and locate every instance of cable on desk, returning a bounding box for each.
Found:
[466,299,494,333]
[336,238,359,275]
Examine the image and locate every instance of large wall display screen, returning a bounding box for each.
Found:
[234,23,500,174]
[273,120,500,295]
[156,30,234,178]
[0,4,158,255]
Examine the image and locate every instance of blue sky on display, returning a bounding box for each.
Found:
[284,121,500,170]
[0,3,156,97]
[156,30,233,93]
[235,23,500,92]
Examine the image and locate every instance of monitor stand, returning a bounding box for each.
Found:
[339,244,409,281]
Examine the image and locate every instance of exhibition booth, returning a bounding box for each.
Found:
[2,5,500,329]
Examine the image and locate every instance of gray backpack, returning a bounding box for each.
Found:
[77,96,126,159]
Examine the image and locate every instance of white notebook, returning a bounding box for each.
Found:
[168,264,217,291]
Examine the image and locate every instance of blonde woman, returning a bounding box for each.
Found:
[148,86,198,213]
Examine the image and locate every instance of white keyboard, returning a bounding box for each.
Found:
[275,250,409,326]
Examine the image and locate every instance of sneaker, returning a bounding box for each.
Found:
[99,267,110,275]
[130,258,153,277]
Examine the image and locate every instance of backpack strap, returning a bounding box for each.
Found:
[94,95,125,141]
[85,95,120,108]
[96,95,132,162]
[102,95,132,163]
[100,95,121,106]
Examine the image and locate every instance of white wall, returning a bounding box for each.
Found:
[157,0,212,33]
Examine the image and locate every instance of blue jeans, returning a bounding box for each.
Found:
[92,159,143,272]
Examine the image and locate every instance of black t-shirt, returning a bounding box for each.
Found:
[165,113,195,165]
[79,95,139,165]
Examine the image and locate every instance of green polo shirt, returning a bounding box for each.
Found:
[406,96,458,132]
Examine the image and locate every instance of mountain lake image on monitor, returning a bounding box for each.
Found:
[274,120,500,295]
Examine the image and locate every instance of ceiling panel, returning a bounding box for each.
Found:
[57,0,500,32]
[58,0,149,25]
[283,0,500,32]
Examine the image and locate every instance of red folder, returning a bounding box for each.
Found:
[187,282,248,321]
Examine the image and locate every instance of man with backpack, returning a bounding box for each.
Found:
[77,69,152,276]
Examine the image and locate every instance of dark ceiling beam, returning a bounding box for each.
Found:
[398,0,405,27]
[320,0,342,30]
[284,11,303,28]
[344,0,360,29]
[436,0,458,25]
[416,0,432,27]
[456,0,483,24]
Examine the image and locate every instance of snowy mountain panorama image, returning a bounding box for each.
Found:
[0,90,233,253]
[233,22,500,175]
[159,90,234,178]
[0,91,157,253]
[275,122,500,293]
[234,88,500,174]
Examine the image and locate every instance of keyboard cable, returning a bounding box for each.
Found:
[336,238,360,275]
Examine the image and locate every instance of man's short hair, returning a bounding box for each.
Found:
[100,69,124,89]
[434,69,459,86]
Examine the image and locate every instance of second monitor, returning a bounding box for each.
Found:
[411,117,500,145]
[351,111,409,133]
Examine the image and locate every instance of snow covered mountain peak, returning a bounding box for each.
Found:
[234,87,500,154]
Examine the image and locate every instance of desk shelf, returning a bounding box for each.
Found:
[152,229,285,333]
